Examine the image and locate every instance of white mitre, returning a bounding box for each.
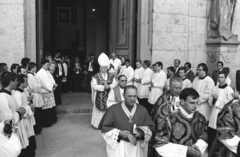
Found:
[98,53,110,67]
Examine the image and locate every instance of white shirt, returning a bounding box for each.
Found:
[109,58,121,72]
[63,63,68,76]
[88,61,93,72]
[121,66,134,85]
[138,68,154,99]
[133,67,144,88]
[182,78,192,89]
[155,107,208,157]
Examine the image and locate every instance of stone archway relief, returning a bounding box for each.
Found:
[220,53,236,63]
[207,51,218,63]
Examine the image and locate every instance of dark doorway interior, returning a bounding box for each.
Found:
[41,0,110,63]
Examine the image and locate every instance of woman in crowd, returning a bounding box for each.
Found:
[37,59,57,127]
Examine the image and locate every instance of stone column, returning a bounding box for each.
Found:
[206,38,240,88]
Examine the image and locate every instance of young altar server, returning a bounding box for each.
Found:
[154,88,208,157]
[192,63,215,121]
[178,66,192,89]
[208,71,234,146]
[99,85,155,157]
[138,60,154,112]
[133,60,144,91]
[91,53,117,129]
[121,59,134,85]
[107,75,127,108]
[148,62,167,114]
[27,62,44,134]
[12,74,36,157]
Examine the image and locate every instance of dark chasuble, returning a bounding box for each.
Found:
[209,100,240,157]
[154,109,208,157]
[99,102,154,135]
[93,72,114,111]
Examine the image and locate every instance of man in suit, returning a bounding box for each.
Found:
[174,59,181,77]
[184,62,195,82]
[212,61,224,85]
[87,54,99,93]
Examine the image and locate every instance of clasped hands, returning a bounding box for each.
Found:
[119,129,144,146]
[187,144,202,157]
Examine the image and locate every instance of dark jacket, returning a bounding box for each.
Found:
[185,70,195,82]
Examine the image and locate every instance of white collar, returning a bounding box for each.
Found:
[179,107,194,119]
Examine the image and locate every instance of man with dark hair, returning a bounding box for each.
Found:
[17,66,27,76]
[208,70,234,147]
[155,88,208,157]
[99,85,154,157]
[174,59,181,77]
[166,66,175,90]
[0,63,8,73]
[138,60,154,112]
[109,52,121,74]
[184,62,195,82]
[192,63,214,121]
[0,72,26,123]
[212,61,224,85]
[10,63,19,74]
[107,75,128,108]
[217,67,231,86]
[148,62,167,114]
[21,58,30,69]
[178,66,192,89]
[120,59,134,85]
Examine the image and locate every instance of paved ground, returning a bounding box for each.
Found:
[35,114,107,157]
[36,92,107,157]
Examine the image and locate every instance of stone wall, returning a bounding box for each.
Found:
[151,0,240,87]
[0,0,25,66]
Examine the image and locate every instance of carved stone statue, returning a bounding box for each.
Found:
[207,0,237,41]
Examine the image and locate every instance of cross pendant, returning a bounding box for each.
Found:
[129,119,133,123]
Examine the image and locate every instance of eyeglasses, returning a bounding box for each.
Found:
[197,69,203,71]
[120,80,127,82]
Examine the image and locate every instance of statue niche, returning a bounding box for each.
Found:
[207,0,237,41]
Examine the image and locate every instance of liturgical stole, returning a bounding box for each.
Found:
[113,85,122,103]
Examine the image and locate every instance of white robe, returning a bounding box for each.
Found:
[148,70,167,105]
[27,73,44,108]
[209,85,234,129]
[133,67,145,91]
[0,122,21,157]
[109,58,122,73]
[37,68,55,93]
[138,68,154,99]
[121,66,134,85]
[192,76,215,121]
[91,73,117,128]
[12,90,36,148]
[156,107,208,157]
[0,92,20,123]
[182,78,192,90]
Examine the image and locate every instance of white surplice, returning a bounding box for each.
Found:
[133,67,145,91]
[91,73,117,128]
[192,76,215,121]
[118,65,126,76]
[109,58,122,73]
[182,78,192,90]
[0,122,21,157]
[148,70,167,104]
[155,107,208,157]
[27,73,44,108]
[12,90,36,148]
[121,66,134,85]
[209,84,234,129]
[102,102,152,157]
[0,92,20,123]
[138,68,154,99]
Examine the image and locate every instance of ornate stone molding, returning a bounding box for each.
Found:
[207,51,218,63]
[220,53,236,63]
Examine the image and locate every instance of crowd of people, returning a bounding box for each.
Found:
[91,52,240,157]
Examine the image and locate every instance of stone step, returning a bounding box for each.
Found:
[56,107,93,115]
